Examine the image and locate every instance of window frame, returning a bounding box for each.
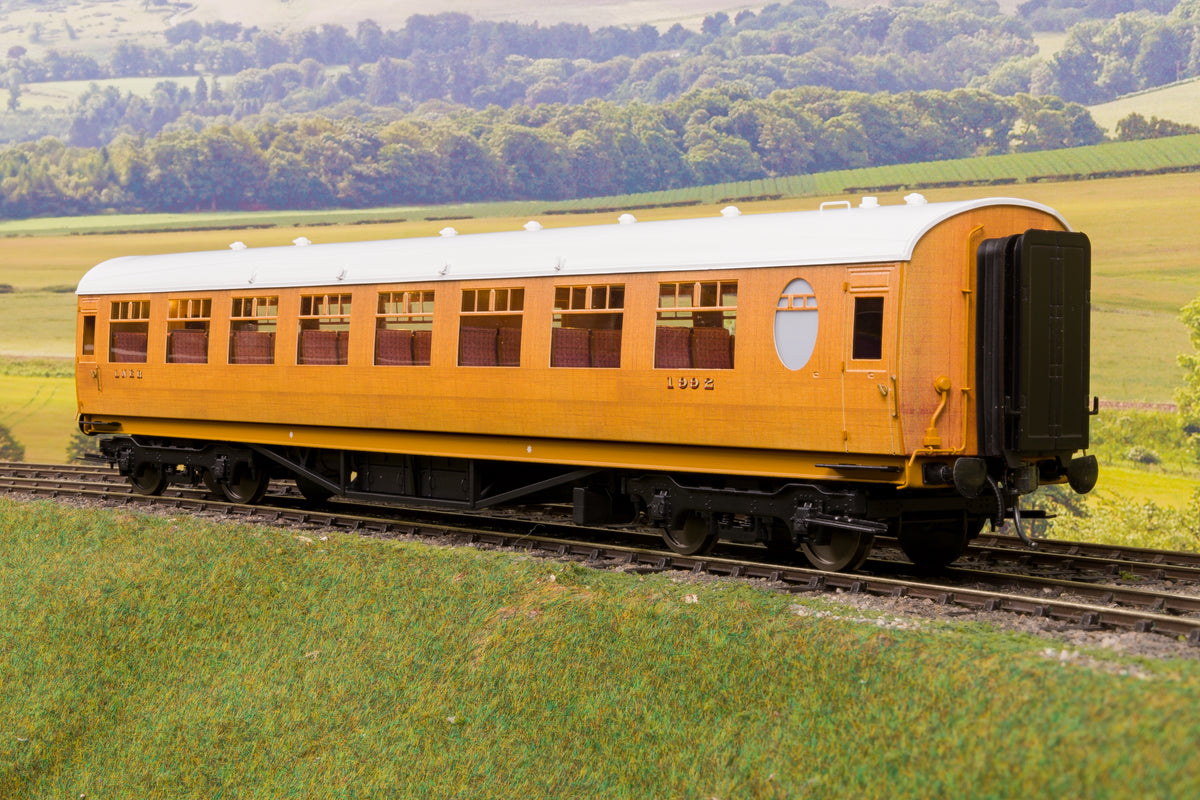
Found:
[375,289,434,366]
[458,286,524,367]
[108,299,151,364]
[166,297,212,364]
[551,283,625,369]
[298,293,353,366]
[229,295,279,365]
[654,280,737,370]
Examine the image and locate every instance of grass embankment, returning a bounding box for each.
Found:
[1,497,1198,799]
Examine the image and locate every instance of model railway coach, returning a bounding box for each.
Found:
[75,195,1097,571]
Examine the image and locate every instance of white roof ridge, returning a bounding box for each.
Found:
[76,198,1069,296]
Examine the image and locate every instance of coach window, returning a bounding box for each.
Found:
[551,284,624,368]
[109,300,150,363]
[459,287,523,367]
[229,296,278,365]
[376,290,434,366]
[166,298,211,364]
[851,296,884,361]
[298,294,352,365]
[655,281,736,369]
[81,315,96,359]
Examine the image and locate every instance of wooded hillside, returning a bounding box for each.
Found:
[2,0,1198,217]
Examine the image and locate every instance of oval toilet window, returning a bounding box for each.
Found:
[774,278,819,370]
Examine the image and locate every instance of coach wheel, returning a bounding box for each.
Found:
[128,463,168,496]
[219,463,270,505]
[800,530,874,572]
[662,512,718,556]
[897,515,982,571]
[201,470,221,498]
[294,475,334,505]
[764,521,797,556]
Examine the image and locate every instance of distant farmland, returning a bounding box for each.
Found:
[1088,78,1200,134]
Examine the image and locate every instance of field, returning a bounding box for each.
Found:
[2,497,1198,799]
[1089,77,1200,134]
[16,76,201,112]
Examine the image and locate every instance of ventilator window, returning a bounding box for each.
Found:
[851,296,884,361]
[655,281,736,369]
[229,296,278,365]
[459,287,524,367]
[109,300,150,363]
[166,297,211,364]
[551,284,624,368]
[376,290,434,366]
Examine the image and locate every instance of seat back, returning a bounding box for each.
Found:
[169,329,208,363]
[654,326,691,369]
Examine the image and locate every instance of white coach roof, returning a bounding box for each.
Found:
[76,196,1069,295]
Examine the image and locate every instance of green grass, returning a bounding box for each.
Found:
[0,372,77,463]
[1033,31,1069,58]
[1088,78,1200,134]
[17,76,201,112]
[0,292,77,359]
[2,497,1199,799]
[1093,465,1200,510]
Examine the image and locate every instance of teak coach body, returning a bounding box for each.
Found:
[75,195,1097,570]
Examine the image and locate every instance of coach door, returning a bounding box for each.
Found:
[842,267,900,454]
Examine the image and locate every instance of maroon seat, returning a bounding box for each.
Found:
[413,330,432,366]
[551,327,590,367]
[691,327,733,369]
[301,329,340,365]
[654,326,691,369]
[337,330,349,364]
[376,328,414,365]
[232,330,274,364]
[497,326,522,367]
[590,329,622,368]
[459,326,498,366]
[169,329,208,364]
[111,331,148,363]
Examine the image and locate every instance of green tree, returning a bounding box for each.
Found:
[66,430,103,463]
[489,124,572,199]
[1177,296,1200,452]
[0,423,24,462]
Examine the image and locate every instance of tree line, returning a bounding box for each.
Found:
[0,0,1128,147]
[0,86,1105,218]
[1038,0,1200,103]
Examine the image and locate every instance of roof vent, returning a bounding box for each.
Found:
[229,241,247,250]
[904,193,928,206]
[618,213,637,225]
[524,220,543,231]
[439,227,458,237]
[860,196,879,208]
[720,206,741,218]
[293,237,311,247]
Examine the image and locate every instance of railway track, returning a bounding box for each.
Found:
[5,461,1200,648]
